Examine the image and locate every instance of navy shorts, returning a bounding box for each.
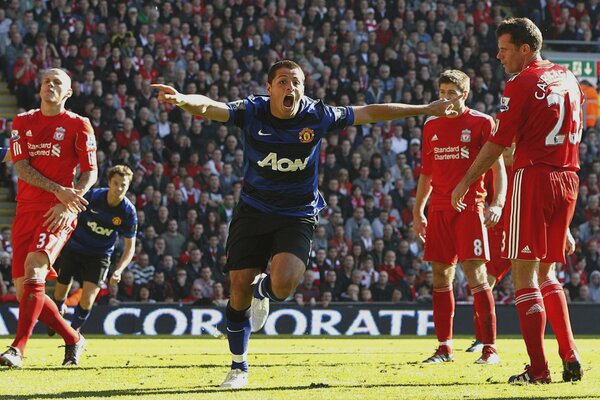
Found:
[224,200,317,272]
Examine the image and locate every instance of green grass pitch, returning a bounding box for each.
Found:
[1,336,598,399]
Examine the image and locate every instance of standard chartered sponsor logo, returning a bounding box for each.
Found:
[434,145,460,160]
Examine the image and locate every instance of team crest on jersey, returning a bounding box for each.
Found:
[112,216,122,226]
[299,127,315,143]
[11,130,19,141]
[53,127,65,141]
[460,129,471,143]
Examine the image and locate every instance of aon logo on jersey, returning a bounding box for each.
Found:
[257,152,309,172]
[87,221,114,236]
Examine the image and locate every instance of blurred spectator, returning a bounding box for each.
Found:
[192,265,215,299]
[129,252,155,286]
[589,271,600,303]
[147,270,174,302]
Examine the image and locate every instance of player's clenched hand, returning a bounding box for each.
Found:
[150,84,184,106]
[412,213,427,243]
[451,182,468,212]
[484,205,502,228]
[109,270,122,286]
[55,187,88,213]
[427,98,458,117]
[42,204,75,233]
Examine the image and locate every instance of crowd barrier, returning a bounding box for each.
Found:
[0,303,598,336]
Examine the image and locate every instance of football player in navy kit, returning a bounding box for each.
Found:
[152,60,457,388]
[50,165,137,334]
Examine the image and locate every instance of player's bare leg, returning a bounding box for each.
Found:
[251,253,305,332]
[539,262,582,382]
[462,260,499,364]
[423,262,455,363]
[509,260,550,384]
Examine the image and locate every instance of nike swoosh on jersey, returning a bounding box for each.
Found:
[90,209,100,214]
[257,129,272,136]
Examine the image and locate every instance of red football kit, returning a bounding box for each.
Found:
[488,60,583,263]
[10,109,97,279]
[421,108,494,265]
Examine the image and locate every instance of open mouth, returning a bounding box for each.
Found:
[283,95,294,109]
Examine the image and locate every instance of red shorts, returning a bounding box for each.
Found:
[486,225,511,281]
[503,165,578,263]
[424,209,490,265]
[12,210,77,280]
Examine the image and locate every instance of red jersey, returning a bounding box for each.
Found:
[10,109,97,212]
[489,60,583,171]
[422,108,495,211]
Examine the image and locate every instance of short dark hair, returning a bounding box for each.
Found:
[267,60,304,84]
[108,164,133,182]
[496,17,543,53]
[439,69,470,94]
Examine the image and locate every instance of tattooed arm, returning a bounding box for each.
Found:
[14,159,88,212]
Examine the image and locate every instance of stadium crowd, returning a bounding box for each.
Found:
[0,0,599,306]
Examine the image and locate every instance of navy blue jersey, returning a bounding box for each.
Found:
[227,95,354,217]
[0,147,7,161]
[67,188,138,257]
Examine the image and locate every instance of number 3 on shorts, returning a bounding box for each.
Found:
[36,232,58,249]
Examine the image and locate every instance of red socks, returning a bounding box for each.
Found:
[515,288,547,374]
[540,280,577,360]
[38,295,78,345]
[12,279,46,354]
[433,286,454,346]
[472,282,496,345]
[473,313,482,342]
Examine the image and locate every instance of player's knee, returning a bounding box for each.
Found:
[432,268,452,287]
[270,278,298,298]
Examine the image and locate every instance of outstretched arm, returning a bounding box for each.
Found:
[351,98,456,125]
[151,84,230,122]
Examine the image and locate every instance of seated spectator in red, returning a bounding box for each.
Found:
[377,250,405,285]
[118,270,139,301]
[115,118,140,148]
[296,270,320,303]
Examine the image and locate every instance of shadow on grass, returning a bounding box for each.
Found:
[4,382,599,400]
[21,362,371,371]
